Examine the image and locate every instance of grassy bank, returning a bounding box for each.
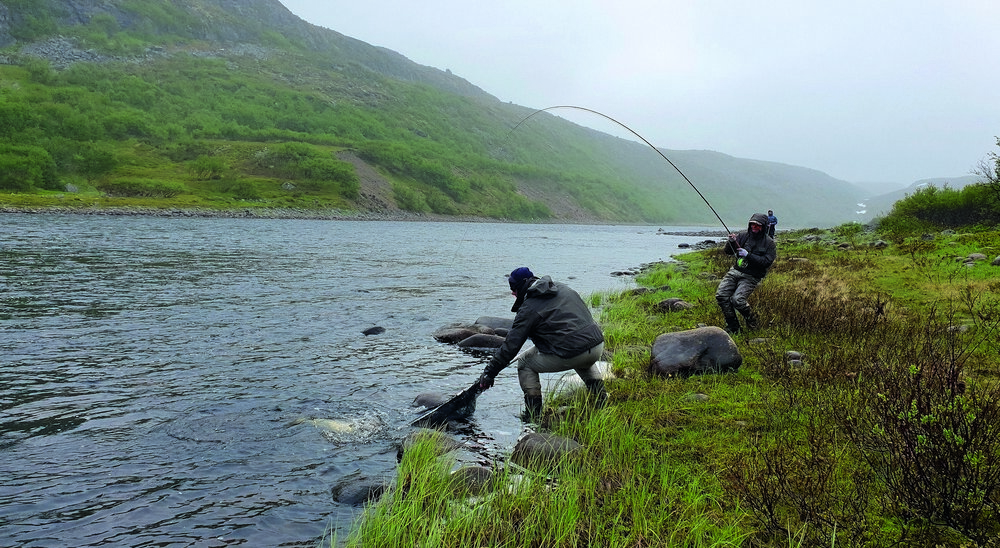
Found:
[342,225,1000,547]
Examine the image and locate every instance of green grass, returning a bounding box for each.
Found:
[344,226,1000,547]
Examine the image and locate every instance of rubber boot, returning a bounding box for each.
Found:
[743,311,759,331]
[584,379,608,409]
[724,315,742,335]
[520,395,543,423]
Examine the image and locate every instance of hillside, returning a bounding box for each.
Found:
[0,0,868,226]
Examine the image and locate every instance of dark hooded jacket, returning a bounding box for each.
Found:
[484,275,604,376]
[724,212,777,280]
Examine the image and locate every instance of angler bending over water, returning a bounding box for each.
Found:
[477,267,607,422]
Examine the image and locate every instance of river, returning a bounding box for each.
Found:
[0,214,709,547]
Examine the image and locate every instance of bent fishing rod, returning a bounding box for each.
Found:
[507,105,733,236]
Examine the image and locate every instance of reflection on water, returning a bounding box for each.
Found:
[0,214,703,546]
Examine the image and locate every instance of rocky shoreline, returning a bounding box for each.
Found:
[1,205,730,230]
[0,205,502,223]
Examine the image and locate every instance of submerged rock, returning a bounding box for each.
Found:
[474,316,514,330]
[457,333,505,349]
[332,475,387,506]
[433,326,479,343]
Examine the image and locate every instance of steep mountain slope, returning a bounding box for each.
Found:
[0,0,868,226]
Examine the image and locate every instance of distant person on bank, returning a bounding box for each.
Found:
[477,267,607,421]
[716,213,777,335]
[766,209,777,238]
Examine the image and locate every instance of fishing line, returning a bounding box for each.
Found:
[505,105,733,235]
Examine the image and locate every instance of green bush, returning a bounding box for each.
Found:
[213,179,261,201]
[250,142,359,198]
[73,142,119,181]
[0,100,35,137]
[0,145,59,190]
[189,155,228,180]
[841,330,1000,544]
[96,178,187,198]
[882,183,1000,231]
[392,182,430,213]
[7,6,57,41]
[296,157,360,198]
[267,142,316,165]
[424,187,458,215]
[163,140,216,162]
[357,140,470,201]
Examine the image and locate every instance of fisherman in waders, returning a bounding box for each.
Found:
[477,267,607,422]
[716,213,777,335]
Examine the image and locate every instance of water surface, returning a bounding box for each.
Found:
[0,214,706,547]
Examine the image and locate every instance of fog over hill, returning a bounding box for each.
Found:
[1,0,974,226]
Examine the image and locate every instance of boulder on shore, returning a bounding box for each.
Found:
[511,432,582,470]
[649,326,742,377]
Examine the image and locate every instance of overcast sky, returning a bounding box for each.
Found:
[280,0,999,189]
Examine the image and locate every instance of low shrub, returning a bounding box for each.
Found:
[96,178,187,198]
[0,144,59,191]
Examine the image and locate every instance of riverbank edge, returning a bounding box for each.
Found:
[0,204,497,222]
[0,205,730,234]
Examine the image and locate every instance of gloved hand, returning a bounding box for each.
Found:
[477,372,495,390]
[737,248,748,257]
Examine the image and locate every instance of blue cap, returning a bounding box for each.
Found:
[508,267,534,290]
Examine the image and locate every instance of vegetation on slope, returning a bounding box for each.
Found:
[0,0,879,225]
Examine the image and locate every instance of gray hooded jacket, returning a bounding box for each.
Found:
[485,276,604,376]
[724,212,777,280]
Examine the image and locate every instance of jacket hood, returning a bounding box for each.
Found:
[512,275,554,312]
[526,275,557,297]
[748,212,770,232]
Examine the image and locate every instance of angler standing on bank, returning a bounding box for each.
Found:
[716,213,777,335]
[766,209,778,238]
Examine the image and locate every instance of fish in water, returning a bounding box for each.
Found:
[412,392,449,409]
[287,417,355,433]
[288,414,388,443]
[363,326,386,336]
